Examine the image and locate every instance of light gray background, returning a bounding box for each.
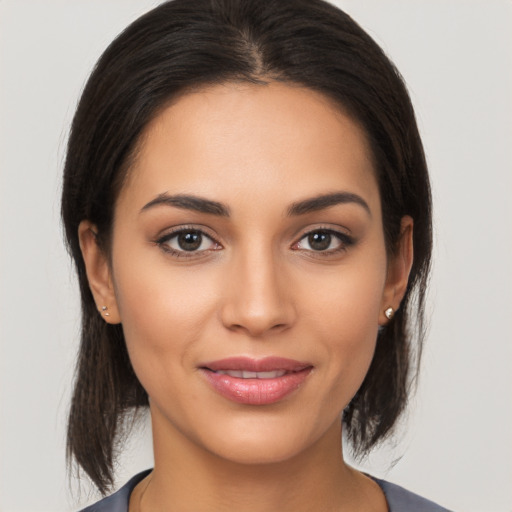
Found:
[1,1,511,511]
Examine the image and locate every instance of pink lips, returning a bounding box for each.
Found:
[200,357,313,405]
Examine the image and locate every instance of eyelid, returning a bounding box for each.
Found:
[154,225,222,256]
[293,224,353,241]
[291,226,355,253]
[156,224,217,239]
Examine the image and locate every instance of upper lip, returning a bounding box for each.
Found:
[200,356,312,373]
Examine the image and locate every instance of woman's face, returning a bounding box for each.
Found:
[82,82,411,465]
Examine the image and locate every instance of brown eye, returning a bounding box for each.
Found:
[293,228,354,254]
[177,231,203,251]
[157,228,220,256]
[307,231,332,251]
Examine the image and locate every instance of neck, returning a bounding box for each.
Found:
[142,407,381,512]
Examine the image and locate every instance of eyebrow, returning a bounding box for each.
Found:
[287,192,371,217]
[140,191,370,218]
[140,193,230,216]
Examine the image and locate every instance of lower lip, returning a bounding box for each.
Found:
[201,368,312,405]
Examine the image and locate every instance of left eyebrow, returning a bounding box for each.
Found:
[287,192,371,217]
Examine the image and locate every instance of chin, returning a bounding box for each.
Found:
[197,415,328,467]
[209,437,306,466]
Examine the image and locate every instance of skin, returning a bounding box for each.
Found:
[79,82,413,511]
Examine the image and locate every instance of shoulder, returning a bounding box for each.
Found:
[78,470,151,512]
[373,478,453,512]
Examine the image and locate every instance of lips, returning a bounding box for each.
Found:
[199,357,313,405]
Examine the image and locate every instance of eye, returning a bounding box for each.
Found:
[156,228,221,256]
[293,229,354,253]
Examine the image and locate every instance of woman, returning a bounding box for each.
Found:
[62,0,448,510]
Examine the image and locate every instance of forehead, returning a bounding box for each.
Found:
[119,81,379,214]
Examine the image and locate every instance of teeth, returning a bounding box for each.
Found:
[255,370,286,378]
[216,370,287,379]
[217,370,243,378]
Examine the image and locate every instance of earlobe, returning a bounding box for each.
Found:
[78,220,121,324]
[379,216,414,325]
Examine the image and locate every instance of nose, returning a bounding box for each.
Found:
[219,245,296,337]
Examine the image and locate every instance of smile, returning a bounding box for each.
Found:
[200,357,313,405]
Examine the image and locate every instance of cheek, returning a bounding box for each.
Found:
[305,252,387,334]
[342,264,386,333]
[111,259,219,383]
[305,257,387,404]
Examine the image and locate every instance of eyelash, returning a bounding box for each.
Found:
[154,225,222,258]
[292,228,355,256]
[154,226,355,258]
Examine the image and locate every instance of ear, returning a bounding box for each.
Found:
[78,220,121,324]
[379,215,414,325]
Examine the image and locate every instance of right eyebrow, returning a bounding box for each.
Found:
[140,193,230,217]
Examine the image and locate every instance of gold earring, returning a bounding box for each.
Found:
[384,307,394,320]
[101,305,110,317]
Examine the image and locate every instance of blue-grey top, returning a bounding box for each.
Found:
[80,470,452,511]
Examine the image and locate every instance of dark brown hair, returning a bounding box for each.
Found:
[62,0,432,495]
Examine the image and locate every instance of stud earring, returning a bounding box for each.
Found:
[101,305,110,317]
[384,307,394,320]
